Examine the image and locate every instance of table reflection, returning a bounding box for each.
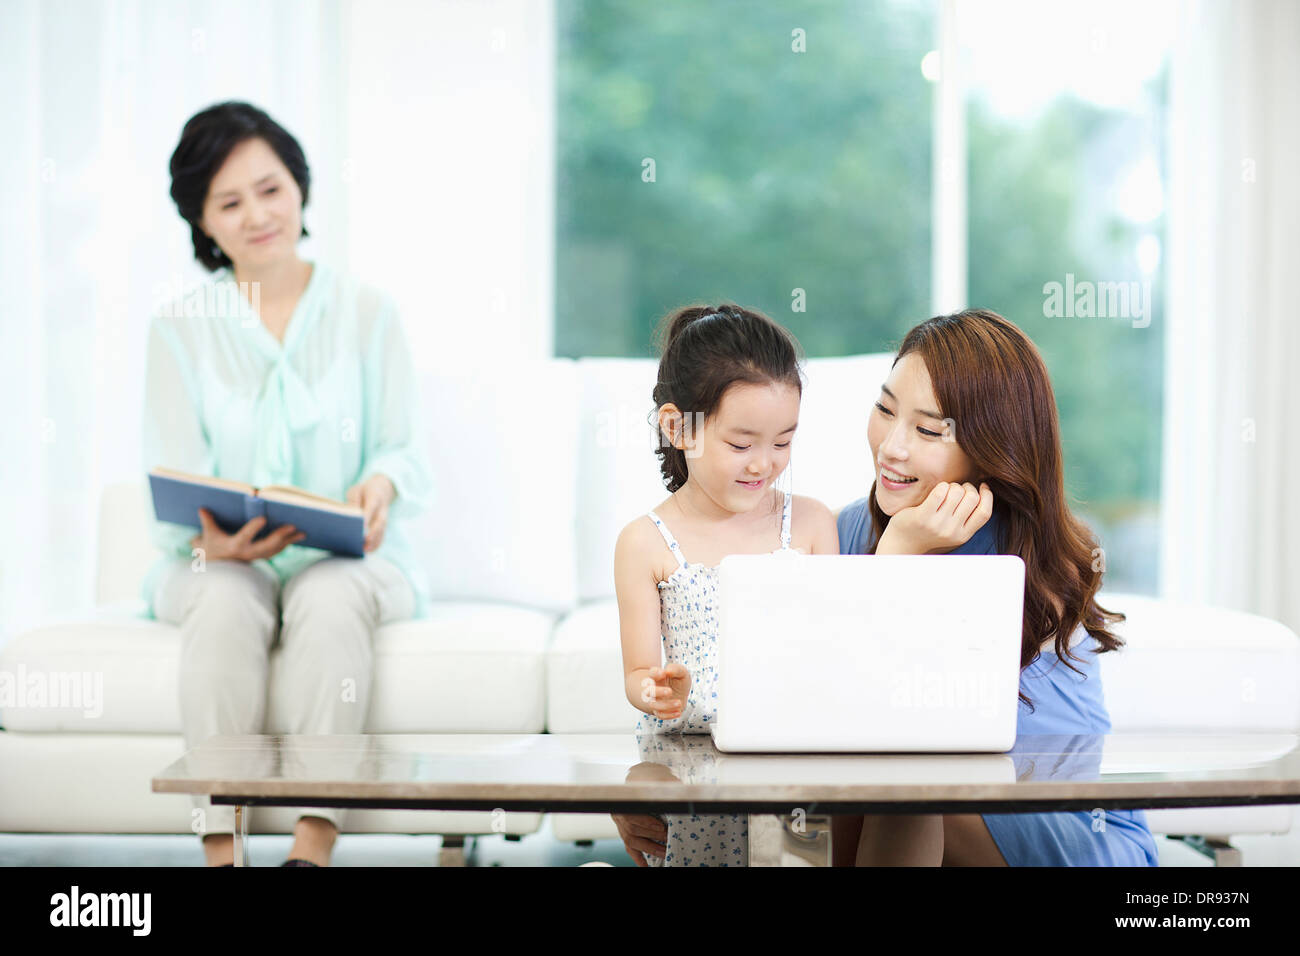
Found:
[626,733,1131,787]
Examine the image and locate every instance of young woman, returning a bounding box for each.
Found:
[144,101,434,866]
[832,308,1158,866]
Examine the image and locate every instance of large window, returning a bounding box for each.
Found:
[555,0,935,357]
[556,0,1170,594]
[963,1,1170,594]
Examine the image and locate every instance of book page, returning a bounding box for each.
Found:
[150,465,255,496]
[258,485,362,516]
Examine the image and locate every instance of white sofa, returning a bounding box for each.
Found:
[3,354,1299,864]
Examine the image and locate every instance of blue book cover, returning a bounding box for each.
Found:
[148,466,365,557]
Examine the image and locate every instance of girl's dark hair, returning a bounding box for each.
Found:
[168,101,311,271]
[866,308,1126,711]
[650,303,804,493]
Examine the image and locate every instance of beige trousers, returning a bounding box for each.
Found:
[152,553,415,837]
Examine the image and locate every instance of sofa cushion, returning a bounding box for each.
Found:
[573,359,673,603]
[785,353,897,512]
[546,599,638,734]
[412,358,579,612]
[1,600,553,734]
[313,602,554,734]
[96,483,161,605]
[0,602,176,732]
[1098,591,1300,732]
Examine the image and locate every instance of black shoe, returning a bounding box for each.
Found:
[281,858,320,867]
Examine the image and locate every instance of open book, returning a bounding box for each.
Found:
[147,466,365,557]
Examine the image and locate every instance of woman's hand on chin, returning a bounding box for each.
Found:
[877,481,993,555]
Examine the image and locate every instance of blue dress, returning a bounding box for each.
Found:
[837,497,1160,866]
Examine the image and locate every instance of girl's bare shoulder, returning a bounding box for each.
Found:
[789,493,837,553]
[616,510,681,587]
[615,512,659,561]
[616,502,676,560]
[790,493,835,526]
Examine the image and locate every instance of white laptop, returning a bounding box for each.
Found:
[712,553,1025,753]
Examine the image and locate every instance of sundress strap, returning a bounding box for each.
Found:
[780,490,793,550]
[646,511,688,569]
[650,491,792,564]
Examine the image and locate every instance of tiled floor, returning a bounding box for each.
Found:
[3,815,1299,866]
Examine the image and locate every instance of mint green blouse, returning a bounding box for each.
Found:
[140,261,434,619]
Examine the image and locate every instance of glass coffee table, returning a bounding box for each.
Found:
[152,732,1300,866]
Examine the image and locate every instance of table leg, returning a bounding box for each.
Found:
[233,804,248,867]
[439,835,468,867]
[747,813,832,866]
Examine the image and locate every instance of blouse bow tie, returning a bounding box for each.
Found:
[255,355,322,484]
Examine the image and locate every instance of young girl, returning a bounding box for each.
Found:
[832,308,1159,866]
[611,303,839,867]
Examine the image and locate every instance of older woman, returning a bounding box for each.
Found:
[142,101,433,866]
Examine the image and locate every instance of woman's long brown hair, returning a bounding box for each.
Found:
[866,309,1125,712]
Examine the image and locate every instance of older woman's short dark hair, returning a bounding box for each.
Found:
[169,101,311,271]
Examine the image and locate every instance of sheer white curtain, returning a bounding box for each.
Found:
[0,0,553,639]
[1161,0,1300,632]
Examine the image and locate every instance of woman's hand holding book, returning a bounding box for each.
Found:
[188,508,306,562]
[345,473,396,553]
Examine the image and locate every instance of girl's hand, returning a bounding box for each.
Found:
[612,813,667,865]
[189,508,305,562]
[345,473,395,552]
[877,481,993,555]
[612,761,677,865]
[639,662,691,720]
